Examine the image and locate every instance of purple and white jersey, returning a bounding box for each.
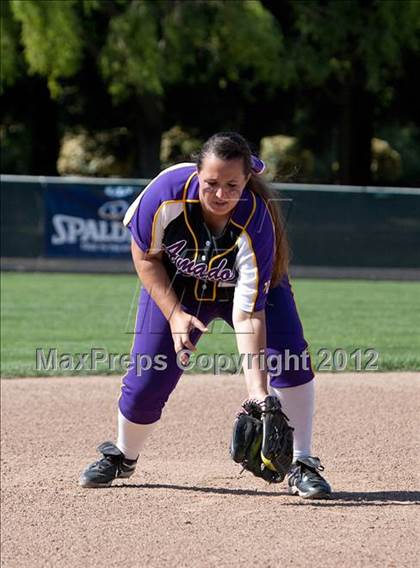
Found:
[123,163,275,312]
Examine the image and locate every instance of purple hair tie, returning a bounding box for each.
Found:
[251,154,265,175]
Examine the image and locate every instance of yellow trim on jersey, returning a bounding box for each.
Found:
[182,172,200,261]
[194,279,217,302]
[147,198,199,254]
[209,194,257,286]
[196,192,257,303]
[124,162,197,226]
[193,191,257,302]
[207,236,239,270]
[229,192,259,312]
[149,200,179,253]
[207,194,256,267]
[229,191,257,232]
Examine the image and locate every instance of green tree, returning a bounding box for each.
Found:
[5,0,284,176]
[263,0,420,184]
[1,1,62,174]
[1,0,21,93]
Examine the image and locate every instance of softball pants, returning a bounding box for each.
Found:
[118,275,314,425]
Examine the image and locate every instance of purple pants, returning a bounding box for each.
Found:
[118,275,314,424]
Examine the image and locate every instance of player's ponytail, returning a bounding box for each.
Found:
[247,174,289,287]
[196,132,289,287]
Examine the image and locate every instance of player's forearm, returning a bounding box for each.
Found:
[132,247,181,321]
[137,260,181,319]
[232,307,268,400]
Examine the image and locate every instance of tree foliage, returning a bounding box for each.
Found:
[0,1,22,93]
[7,0,284,102]
[1,0,419,182]
[279,0,420,95]
[10,0,83,96]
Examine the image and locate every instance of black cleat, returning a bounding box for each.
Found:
[287,456,332,499]
[79,441,138,488]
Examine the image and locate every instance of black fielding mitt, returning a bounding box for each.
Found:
[230,396,294,483]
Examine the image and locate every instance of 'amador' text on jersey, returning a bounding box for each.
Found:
[124,163,275,312]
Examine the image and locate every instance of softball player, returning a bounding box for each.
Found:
[79,132,331,499]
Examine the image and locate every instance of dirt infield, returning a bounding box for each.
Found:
[1,373,419,567]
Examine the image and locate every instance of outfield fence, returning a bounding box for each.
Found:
[1,174,419,272]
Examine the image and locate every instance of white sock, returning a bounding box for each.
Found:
[268,379,315,462]
[116,409,158,460]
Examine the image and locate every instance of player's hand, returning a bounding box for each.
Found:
[169,309,208,365]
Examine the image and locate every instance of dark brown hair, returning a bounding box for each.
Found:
[196,132,289,286]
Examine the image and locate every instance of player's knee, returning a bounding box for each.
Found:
[118,395,163,424]
[119,375,168,423]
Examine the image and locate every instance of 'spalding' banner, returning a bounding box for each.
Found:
[45,182,144,257]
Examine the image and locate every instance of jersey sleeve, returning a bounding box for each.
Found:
[233,197,275,313]
[123,187,162,254]
[123,163,194,254]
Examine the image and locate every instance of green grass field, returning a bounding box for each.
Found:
[1,272,419,377]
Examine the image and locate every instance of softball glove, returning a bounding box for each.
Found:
[230,395,294,483]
